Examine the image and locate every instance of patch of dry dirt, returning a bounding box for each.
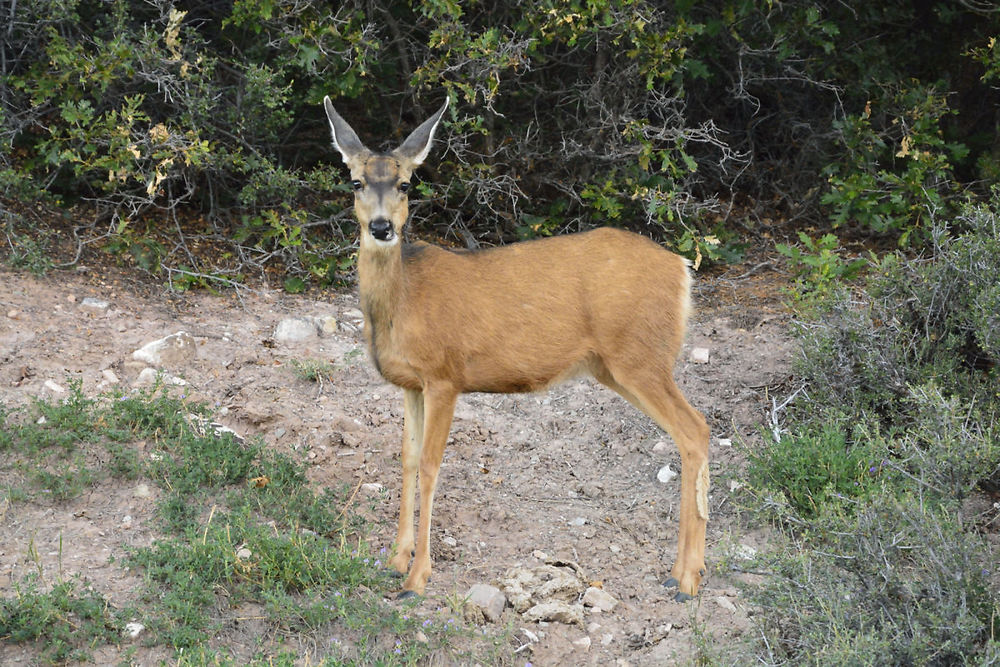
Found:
[0,261,795,665]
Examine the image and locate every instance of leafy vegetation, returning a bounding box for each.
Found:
[742,199,1000,664]
[0,384,512,663]
[2,1,999,285]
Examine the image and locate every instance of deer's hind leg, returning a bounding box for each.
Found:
[596,363,710,600]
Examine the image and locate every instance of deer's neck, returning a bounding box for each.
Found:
[357,245,405,366]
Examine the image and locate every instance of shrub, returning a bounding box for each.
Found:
[750,494,1000,665]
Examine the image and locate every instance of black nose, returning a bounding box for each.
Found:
[369,218,394,241]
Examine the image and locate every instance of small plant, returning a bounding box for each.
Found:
[776,231,867,300]
[288,358,337,383]
[0,575,123,663]
[746,420,886,517]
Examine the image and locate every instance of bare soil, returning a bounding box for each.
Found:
[0,260,794,665]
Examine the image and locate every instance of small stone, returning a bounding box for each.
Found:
[582,586,618,612]
[656,464,678,484]
[6,309,18,319]
[132,331,196,367]
[733,543,757,560]
[532,550,549,560]
[360,482,384,496]
[414,630,428,644]
[343,308,364,320]
[236,547,252,560]
[80,297,110,311]
[602,633,614,646]
[441,535,458,547]
[274,317,319,342]
[652,440,670,453]
[568,517,587,527]
[466,583,507,623]
[609,543,621,554]
[718,438,733,447]
[134,484,152,499]
[715,596,737,613]
[314,315,338,336]
[523,601,584,625]
[123,622,145,639]
[44,380,66,394]
[690,347,710,364]
[573,636,592,650]
[101,369,120,384]
[135,368,188,387]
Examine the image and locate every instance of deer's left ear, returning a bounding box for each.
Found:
[393,97,450,167]
[324,96,369,165]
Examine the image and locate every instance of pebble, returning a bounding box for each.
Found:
[656,464,677,484]
[466,583,507,623]
[6,309,18,319]
[123,622,145,639]
[690,347,710,364]
[44,380,66,394]
[582,586,618,612]
[132,331,196,367]
[134,484,152,498]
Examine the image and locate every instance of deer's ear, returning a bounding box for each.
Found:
[324,96,368,165]
[393,97,449,167]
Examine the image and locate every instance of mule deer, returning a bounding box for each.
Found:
[323,95,710,601]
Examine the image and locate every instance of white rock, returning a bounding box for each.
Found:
[101,369,120,384]
[602,633,614,646]
[123,622,145,639]
[314,315,338,336]
[441,535,458,547]
[573,636,592,650]
[523,601,584,625]
[733,543,758,560]
[6,309,18,319]
[690,347,710,364]
[718,438,733,447]
[343,308,364,320]
[274,317,318,342]
[236,547,252,560]
[582,586,618,612]
[360,482,384,496]
[568,517,587,527]
[80,297,110,311]
[134,484,152,498]
[132,331,196,367]
[135,367,188,387]
[652,440,670,453]
[715,596,737,613]
[466,583,507,623]
[44,380,66,394]
[414,630,428,643]
[656,464,678,484]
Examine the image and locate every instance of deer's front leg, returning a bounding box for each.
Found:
[390,388,424,574]
[401,383,457,597]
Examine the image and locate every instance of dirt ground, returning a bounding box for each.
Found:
[0,259,795,665]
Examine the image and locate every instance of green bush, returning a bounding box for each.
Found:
[750,494,1000,666]
[746,420,885,517]
[743,197,1000,664]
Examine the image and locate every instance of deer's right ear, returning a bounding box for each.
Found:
[323,96,367,164]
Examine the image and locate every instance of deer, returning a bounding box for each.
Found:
[323,94,710,602]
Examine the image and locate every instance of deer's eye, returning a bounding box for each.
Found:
[351,180,364,191]
[399,181,410,193]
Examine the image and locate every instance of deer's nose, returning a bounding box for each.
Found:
[369,218,394,241]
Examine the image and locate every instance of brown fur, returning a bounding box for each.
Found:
[324,96,710,600]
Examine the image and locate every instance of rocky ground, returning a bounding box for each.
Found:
[0,261,794,665]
